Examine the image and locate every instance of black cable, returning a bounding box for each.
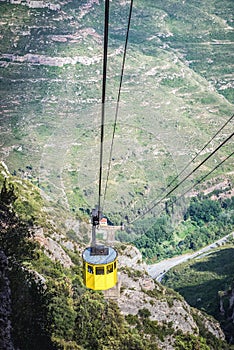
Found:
[130,130,234,224]
[132,150,234,239]
[133,113,234,219]
[98,0,110,219]
[102,0,134,210]
[154,151,233,226]
[168,151,234,210]
[166,113,233,190]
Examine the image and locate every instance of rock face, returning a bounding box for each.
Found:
[118,272,197,334]
[118,244,148,271]
[1,53,102,67]
[219,286,234,343]
[0,251,15,350]
[117,244,225,349]
[34,227,74,268]
[10,0,61,10]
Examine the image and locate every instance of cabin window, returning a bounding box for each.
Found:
[87,265,93,274]
[114,261,116,270]
[96,267,104,275]
[107,264,113,274]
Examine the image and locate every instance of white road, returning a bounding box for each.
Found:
[147,232,234,282]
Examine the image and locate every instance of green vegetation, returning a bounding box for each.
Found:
[1,165,231,349]
[174,333,210,350]
[191,309,233,350]
[133,195,234,261]
[0,178,157,349]
[0,180,54,349]
[74,292,161,350]
[163,244,234,344]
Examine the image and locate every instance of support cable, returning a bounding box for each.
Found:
[102,0,134,210]
[168,151,234,213]
[130,130,234,224]
[136,150,234,238]
[98,0,110,220]
[133,113,234,219]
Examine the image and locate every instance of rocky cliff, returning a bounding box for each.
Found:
[116,244,226,349]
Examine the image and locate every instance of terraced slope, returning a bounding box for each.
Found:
[0,0,233,223]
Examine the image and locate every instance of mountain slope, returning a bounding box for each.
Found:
[163,242,234,344]
[0,0,233,224]
[0,162,231,349]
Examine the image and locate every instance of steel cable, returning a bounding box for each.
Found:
[130,130,234,224]
[102,0,134,211]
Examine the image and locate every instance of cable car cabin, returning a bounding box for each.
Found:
[82,245,118,290]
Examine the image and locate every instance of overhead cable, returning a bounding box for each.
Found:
[134,150,234,238]
[102,0,134,210]
[134,113,234,218]
[166,114,233,189]
[168,151,234,210]
[98,0,110,218]
[130,130,234,224]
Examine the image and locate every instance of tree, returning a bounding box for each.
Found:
[0,179,36,264]
[186,198,221,223]
[175,333,210,350]
[0,179,54,349]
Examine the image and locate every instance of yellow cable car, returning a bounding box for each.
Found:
[82,209,118,290]
[82,245,118,290]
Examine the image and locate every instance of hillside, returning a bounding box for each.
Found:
[0,168,231,349]
[0,0,233,226]
[0,1,233,348]
[162,242,234,345]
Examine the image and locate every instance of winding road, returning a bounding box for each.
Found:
[147,232,234,282]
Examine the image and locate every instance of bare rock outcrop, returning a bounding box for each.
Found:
[219,286,234,343]
[10,0,61,11]
[34,227,73,268]
[117,244,226,349]
[118,267,198,335]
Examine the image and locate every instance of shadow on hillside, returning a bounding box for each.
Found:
[176,248,234,316]
[192,248,234,275]
[175,254,234,345]
[177,275,234,344]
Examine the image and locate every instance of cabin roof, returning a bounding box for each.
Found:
[82,246,117,265]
